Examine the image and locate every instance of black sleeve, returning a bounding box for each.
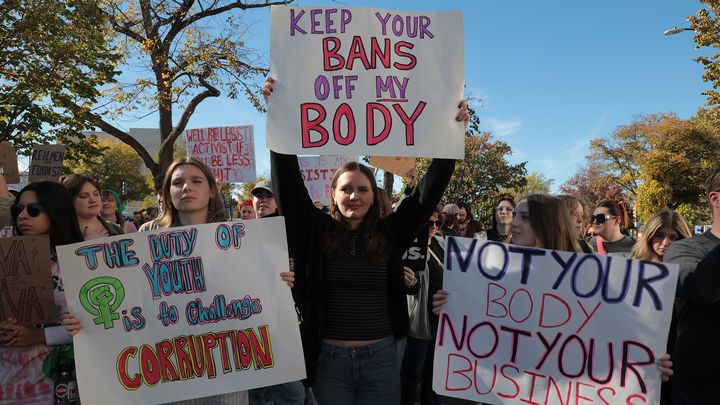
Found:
[387,158,455,253]
[668,241,720,303]
[270,151,328,263]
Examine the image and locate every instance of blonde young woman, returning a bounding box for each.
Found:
[632,210,691,405]
[632,210,692,262]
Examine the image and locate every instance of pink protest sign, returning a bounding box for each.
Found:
[185,125,256,183]
[298,155,357,205]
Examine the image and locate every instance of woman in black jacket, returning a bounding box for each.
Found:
[265,78,467,404]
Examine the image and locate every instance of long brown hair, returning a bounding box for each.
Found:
[632,210,692,261]
[325,161,385,262]
[526,194,580,252]
[155,157,225,228]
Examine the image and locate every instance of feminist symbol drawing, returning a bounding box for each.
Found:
[79,277,126,329]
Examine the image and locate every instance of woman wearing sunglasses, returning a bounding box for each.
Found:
[1,182,83,403]
[60,174,122,239]
[589,200,636,258]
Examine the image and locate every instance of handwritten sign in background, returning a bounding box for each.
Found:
[185,125,256,183]
[28,144,66,183]
[433,238,678,405]
[298,155,356,205]
[58,218,305,405]
[268,6,465,158]
[0,141,20,183]
[0,235,54,324]
[369,156,416,177]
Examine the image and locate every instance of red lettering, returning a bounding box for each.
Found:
[155,340,179,382]
[301,103,329,148]
[333,103,356,145]
[393,41,417,70]
[539,293,571,328]
[322,37,344,71]
[366,103,391,145]
[393,101,426,145]
[140,344,161,386]
[346,36,371,70]
[117,347,142,390]
[445,353,473,391]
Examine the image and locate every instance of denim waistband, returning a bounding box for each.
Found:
[320,336,395,356]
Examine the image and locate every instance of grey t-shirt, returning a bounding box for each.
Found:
[588,235,636,258]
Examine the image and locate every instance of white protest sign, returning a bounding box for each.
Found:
[268,6,465,158]
[434,238,678,405]
[185,125,256,183]
[57,218,305,405]
[298,155,356,205]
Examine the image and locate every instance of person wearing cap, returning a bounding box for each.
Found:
[101,189,137,233]
[249,177,306,405]
[238,199,256,220]
[440,203,459,236]
[251,179,278,218]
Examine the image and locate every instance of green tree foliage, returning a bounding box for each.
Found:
[588,113,720,223]
[0,0,119,160]
[417,107,527,228]
[65,138,153,201]
[502,172,554,201]
[690,1,720,119]
[559,161,626,208]
[82,0,290,190]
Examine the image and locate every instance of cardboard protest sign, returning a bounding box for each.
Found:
[0,141,20,183]
[268,6,465,158]
[298,155,356,205]
[369,156,416,177]
[185,125,256,183]
[0,235,55,324]
[57,218,306,405]
[434,238,678,405]
[28,144,66,182]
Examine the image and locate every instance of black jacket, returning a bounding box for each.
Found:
[271,151,454,384]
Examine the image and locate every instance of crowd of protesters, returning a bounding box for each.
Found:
[0,81,718,405]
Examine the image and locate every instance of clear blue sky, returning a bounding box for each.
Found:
[103,0,707,191]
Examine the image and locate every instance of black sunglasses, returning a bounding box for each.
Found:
[426,220,442,227]
[590,214,615,224]
[11,203,44,218]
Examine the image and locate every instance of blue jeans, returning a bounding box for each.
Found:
[312,336,399,405]
[248,381,305,405]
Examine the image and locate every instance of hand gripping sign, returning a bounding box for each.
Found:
[433,238,678,405]
[267,6,465,158]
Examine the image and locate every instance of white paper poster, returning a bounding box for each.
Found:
[434,238,678,405]
[185,125,256,183]
[58,218,305,405]
[268,6,465,158]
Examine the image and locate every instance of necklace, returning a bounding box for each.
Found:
[349,233,357,256]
